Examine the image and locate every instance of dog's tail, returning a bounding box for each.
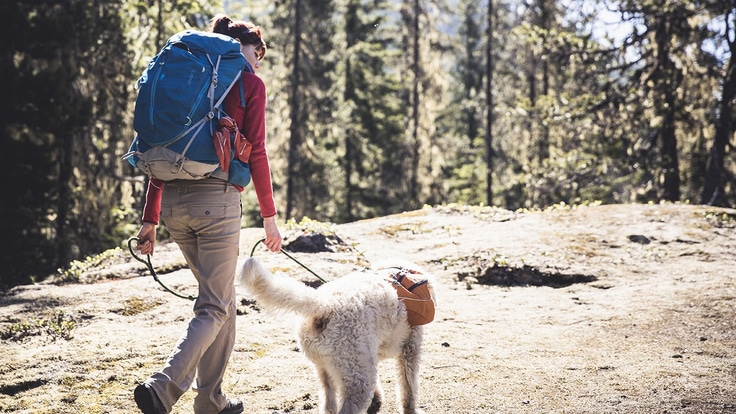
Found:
[238,257,321,315]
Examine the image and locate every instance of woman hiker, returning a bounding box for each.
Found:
[133,13,282,414]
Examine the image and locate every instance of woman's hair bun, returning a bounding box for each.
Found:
[210,14,233,36]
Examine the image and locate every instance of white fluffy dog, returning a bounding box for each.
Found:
[238,257,433,414]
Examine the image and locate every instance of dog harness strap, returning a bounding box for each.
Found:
[406,278,428,292]
[387,267,429,292]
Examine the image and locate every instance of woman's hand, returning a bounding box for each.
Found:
[136,222,157,255]
[263,216,282,252]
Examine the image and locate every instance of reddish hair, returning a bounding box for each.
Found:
[209,14,266,60]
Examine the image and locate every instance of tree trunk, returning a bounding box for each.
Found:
[654,15,681,201]
[157,0,163,50]
[538,0,550,162]
[660,88,680,201]
[56,134,72,268]
[485,0,494,205]
[286,0,302,220]
[344,57,354,221]
[409,0,421,203]
[702,17,736,206]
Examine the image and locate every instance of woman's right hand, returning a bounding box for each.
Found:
[136,222,157,255]
[262,216,283,252]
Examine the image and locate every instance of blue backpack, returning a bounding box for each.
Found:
[124,30,252,186]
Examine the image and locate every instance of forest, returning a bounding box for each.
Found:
[0,0,734,289]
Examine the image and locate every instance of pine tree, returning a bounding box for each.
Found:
[437,0,487,205]
[701,3,735,207]
[0,0,132,287]
[336,0,407,221]
[265,0,338,220]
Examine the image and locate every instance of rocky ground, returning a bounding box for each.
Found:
[1,203,735,413]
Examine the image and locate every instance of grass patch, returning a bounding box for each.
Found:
[703,210,736,228]
[113,297,165,316]
[284,216,337,236]
[436,203,516,222]
[54,248,124,284]
[1,310,76,341]
[378,221,429,237]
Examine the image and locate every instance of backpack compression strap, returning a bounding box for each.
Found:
[166,54,244,170]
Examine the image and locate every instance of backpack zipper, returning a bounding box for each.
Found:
[183,66,212,129]
[146,56,165,130]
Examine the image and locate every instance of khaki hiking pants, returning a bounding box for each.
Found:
[146,178,242,414]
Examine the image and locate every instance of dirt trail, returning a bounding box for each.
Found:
[1,203,735,413]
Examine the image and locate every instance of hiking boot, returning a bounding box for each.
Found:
[134,383,166,414]
[218,398,244,414]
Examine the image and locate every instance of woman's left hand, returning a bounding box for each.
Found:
[136,222,157,255]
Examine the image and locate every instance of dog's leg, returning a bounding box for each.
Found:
[367,373,383,414]
[337,357,378,414]
[316,366,339,414]
[396,327,424,414]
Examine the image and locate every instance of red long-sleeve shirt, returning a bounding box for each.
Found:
[142,71,277,225]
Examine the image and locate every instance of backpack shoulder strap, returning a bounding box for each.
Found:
[238,60,255,108]
[215,68,243,110]
[239,78,245,107]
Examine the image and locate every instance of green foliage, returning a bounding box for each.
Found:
[110,205,144,244]
[55,248,123,285]
[0,0,226,291]
[124,0,221,72]
[703,211,736,229]
[0,0,127,290]
[284,216,337,236]
[1,310,76,341]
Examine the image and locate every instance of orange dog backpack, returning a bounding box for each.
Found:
[386,268,435,326]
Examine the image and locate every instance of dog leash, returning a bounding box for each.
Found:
[127,237,328,301]
[127,237,197,301]
[250,238,328,284]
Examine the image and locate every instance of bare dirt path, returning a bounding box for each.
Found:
[1,203,735,413]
